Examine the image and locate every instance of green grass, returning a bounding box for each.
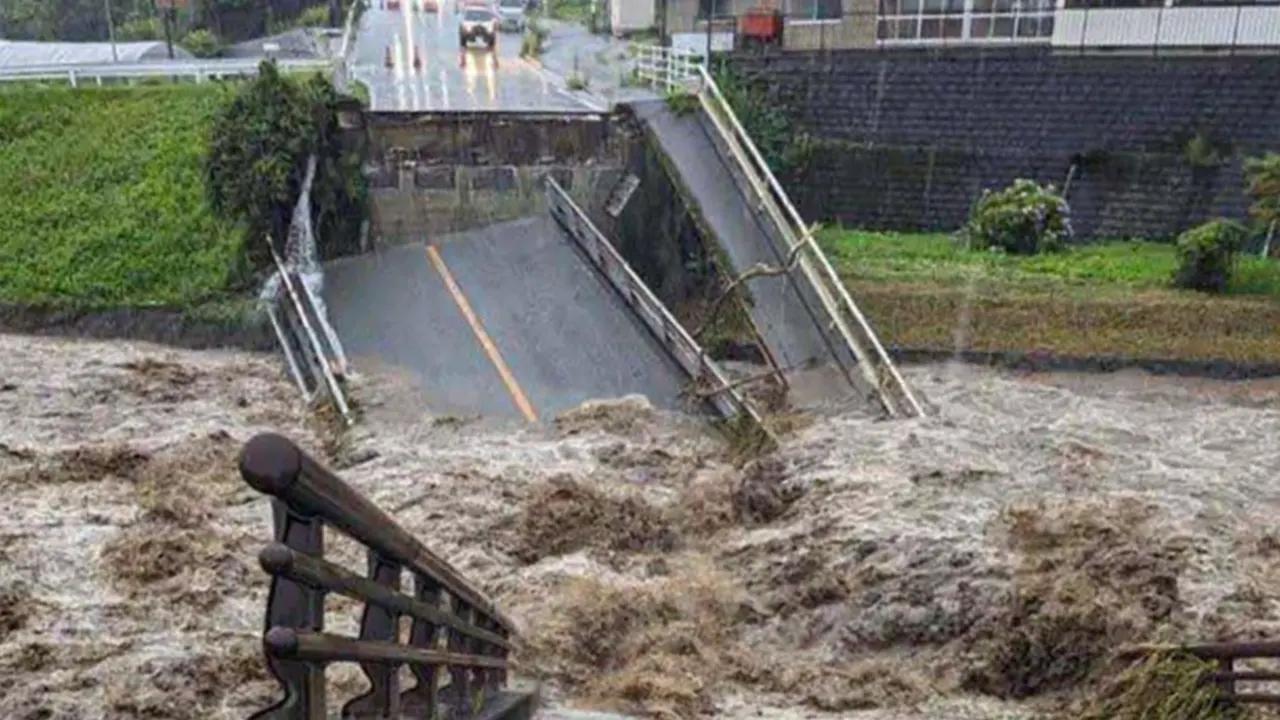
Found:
[819,229,1280,298]
[0,84,247,309]
[820,229,1280,363]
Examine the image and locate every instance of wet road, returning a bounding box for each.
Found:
[350,0,601,112]
[323,217,689,420]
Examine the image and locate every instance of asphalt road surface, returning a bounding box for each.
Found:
[323,217,689,420]
[350,0,601,112]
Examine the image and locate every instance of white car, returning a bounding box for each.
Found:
[496,0,527,31]
[459,6,499,48]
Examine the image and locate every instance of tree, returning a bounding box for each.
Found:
[206,62,365,269]
[206,62,313,267]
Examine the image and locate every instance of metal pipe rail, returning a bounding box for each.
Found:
[0,58,331,86]
[630,43,924,418]
[240,433,530,720]
[544,177,774,443]
[692,65,925,418]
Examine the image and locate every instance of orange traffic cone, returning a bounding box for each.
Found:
[384,46,393,68]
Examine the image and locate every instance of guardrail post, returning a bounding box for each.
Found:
[400,573,443,716]
[242,435,327,720]
[342,551,403,718]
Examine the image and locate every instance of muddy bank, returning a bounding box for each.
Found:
[0,303,275,352]
[2,332,1278,719]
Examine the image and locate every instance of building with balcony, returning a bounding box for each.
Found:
[656,0,1280,52]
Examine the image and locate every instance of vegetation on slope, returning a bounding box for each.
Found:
[0,84,247,309]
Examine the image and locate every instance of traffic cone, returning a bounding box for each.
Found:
[384,46,393,68]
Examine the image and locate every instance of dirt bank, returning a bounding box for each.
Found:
[1,333,1277,719]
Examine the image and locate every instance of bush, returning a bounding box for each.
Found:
[1173,219,1246,293]
[180,29,221,58]
[1245,153,1280,231]
[962,179,1072,255]
[206,63,364,269]
[295,5,332,28]
[115,17,162,41]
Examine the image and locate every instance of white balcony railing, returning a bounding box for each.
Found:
[1051,5,1280,49]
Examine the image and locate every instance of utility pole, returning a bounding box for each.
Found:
[705,0,714,62]
[162,1,176,59]
[104,0,119,62]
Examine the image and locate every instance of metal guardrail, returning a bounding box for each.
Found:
[267,245,353,423]
[631,45,926,419]
[240,433,532,720]
[544,177,774,440]
[0,57,331,86]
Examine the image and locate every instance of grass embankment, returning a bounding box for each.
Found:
[0,84,246,311]
[821,230,1280,364]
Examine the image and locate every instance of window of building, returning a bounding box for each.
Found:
[698,0,736,19]
[788,0,844,19]
[881,0,1054,41]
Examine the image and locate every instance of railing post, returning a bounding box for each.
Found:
[341,551,403,718]
[1217,657,1235,701]
[242,435,327,720]
[401,573,442,717]
[447,600,474,719]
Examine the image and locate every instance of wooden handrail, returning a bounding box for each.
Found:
[241,432,514,632]
[1121,640,1280,707]
[266,629,509,669]
[241,433,527,720]
[259,544,512,648]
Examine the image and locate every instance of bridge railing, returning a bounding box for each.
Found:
[240,433,532,720]
[545,176,773,439]
[631,44,925,418]
[1124,641,1280,707]
[632,44,703,94]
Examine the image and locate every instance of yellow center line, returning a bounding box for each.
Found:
[424,244,539,423]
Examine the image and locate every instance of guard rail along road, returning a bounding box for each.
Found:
[240,433,533,719]
[633,44,925,419]
[0,58,331,86]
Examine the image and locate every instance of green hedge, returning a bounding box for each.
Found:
[0,85,246,308]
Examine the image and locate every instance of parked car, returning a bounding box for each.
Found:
[497,0,527,31]
[422,0,439,11]
[460,6,499,48]
[386,0,400,10]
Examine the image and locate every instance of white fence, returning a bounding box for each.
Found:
[0,57,331,86]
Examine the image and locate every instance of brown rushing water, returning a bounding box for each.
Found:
[1,333,1277,719]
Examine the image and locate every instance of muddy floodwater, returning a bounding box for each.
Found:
[1,332,1277,719]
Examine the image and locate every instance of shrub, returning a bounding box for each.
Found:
[962,179,1072,255]
[295,5,332,28]
[206,63,364,269]
[1173,219,1246,293]
[180,29,221,58]
[1245,153,1280,231]
[115,17,162,41]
